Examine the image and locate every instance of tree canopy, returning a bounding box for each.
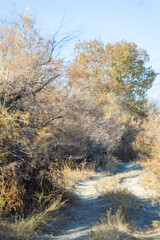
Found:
[68,39,157,115]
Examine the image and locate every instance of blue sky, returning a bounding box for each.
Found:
[0,0,160,101]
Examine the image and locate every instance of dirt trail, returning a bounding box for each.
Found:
[39,163,160,240]
[39,176,104,240]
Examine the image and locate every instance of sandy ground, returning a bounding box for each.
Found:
[38,162,160,240]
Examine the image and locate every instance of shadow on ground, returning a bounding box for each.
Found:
[37,163,160,240]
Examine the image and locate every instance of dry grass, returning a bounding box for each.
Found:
[141,171,160,197]
[95,171,143,223]
[87,209,155,240]
[95,169,142,194]
[93,167,158,239]
[141,159,160,197]
[95,175,120,193]
[62,161,96,190]
[0,197,63,240]
[116,169,142,179]
[99,189,142,223]
[140,169,160,228]
[87,208,138,240]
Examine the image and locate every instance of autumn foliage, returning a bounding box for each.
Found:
[0,10,158,238]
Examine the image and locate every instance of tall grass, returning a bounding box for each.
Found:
[0,197,64,240]
[61,160,95,190]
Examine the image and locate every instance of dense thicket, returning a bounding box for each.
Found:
[0,11,157,219]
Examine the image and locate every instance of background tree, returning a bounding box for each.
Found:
[68,39,157,116]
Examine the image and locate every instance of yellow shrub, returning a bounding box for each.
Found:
[0,173,26,216]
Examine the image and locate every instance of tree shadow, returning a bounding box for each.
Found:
[41,181,160,240]
[98,190,160,230]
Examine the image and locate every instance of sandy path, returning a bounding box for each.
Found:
[117,163,160,229]
[39,163,160,240]
[39,176,104,240]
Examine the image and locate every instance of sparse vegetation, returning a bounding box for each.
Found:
[87,208,133,240]
[99,189,142,223]
[87,207,155,240]
[95,172,143,225]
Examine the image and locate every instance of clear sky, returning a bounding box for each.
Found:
[0,0,160,101]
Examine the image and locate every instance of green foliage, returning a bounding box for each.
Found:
[69,39,157,116]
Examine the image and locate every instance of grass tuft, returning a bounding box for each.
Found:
[87,208,137,240]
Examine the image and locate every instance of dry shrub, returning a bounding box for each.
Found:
[0,160,95,239]
[0,197,63,240]
[0,106,65,216]
[133,110,156,157]
[0,172,25,216]
[97,154,119,174]
[57,91,141,164]
[137,109,160,193]
[134,109,160,227]
[0,159,66,217]
[61,159,95,190]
